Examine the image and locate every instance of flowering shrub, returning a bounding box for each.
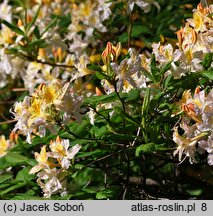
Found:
[0,0,212,199]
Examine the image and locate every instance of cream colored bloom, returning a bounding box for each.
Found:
[0,135,10,158]
[29,137,81,197]
[49,136,81,170]
[0,0,12,24]
[111,48,146,92]
[127,0,160,13]
[37,168,67,198]
[13,80,82,143]
[67,0,111,57]
[173,128,198,164]
[174,88,213,165]
[29,145,53,174]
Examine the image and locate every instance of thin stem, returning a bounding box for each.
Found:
[87,149,123,167]
[113,84,126,133]
[90,106,118,132]
[12,51,75,69]
[61,124,101,141]
[36,59,75,69]
[0,119,17,125]
[122,150,130,200]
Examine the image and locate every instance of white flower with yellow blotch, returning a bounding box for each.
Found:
[49,136,81,170]
[0,0,12,24]
[12,80,82,143]
[173,127,198,164]
[111,48,145,92]
[29,137,81,197]
[127,0,160,13]
[0,135,10,158]
[67,0,112,57]
[173,88,213,165]
[37,167,67,198]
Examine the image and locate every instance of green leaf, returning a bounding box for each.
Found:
[77,149,107,158]
[95,71,112,81]
[17,137,30,157]
[15,167,36,182]
[68,120,91,137]
[0,152,30,169]
[0,174,13,184]
[118,24,151,42]
[118,32,128,43]
[136,143,167,156]
[141,88,150,128]
[160,61,172,76]
[0,157,8,170]
[91,125,108,137]
[186,189,202,196]
[0,182,27,196]
[96,186,120,199]
[202,70,213,80]
[202,53,213,70]
[136,143,155,156]
[83,92,117,107]
[58,15,71,28]
[33,26,41,39]
[124,89,140,102]
[140,67,153,80]
[0,183,11,190]
[150,54,160,82]
[26,5,41,33]
[114,106,140,126]
[12,195,44,200]
[29,39,47,48]
[41,17,58,37]
[1,20,25,36]
[131,24,152,37]
[162,73,173,89]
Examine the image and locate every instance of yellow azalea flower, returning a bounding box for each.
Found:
[29,145,55,174]
[185,47,193,63]
[193,11,204,31]
[173,128,197,163]
[79,1,93,17]
[173,127,209,164]
[65,54,75,67]
[29,97,43,117]
[174,89,202,121]
[0,27,15,44]
[0,135,9,157]
[49,136,81,169]
[13,80,82,143]
[35,145,48,164]
[27,97,47,128]
[76,55,94,76]
[34,82,59,104]
[50,136,65,157]
[29,137,81,197]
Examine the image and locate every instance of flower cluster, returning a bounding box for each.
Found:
[173,87,213,165]
[29,136,81,198]
[12,80,82,143]
[67,0,112,58]
[152,3,213,78]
